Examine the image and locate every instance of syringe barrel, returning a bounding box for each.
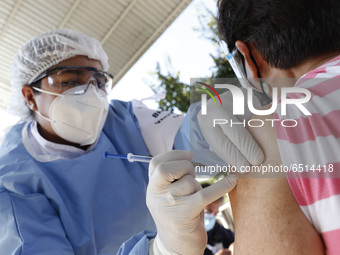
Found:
[127,153,152,163]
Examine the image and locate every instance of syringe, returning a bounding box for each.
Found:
[104,151,152,163]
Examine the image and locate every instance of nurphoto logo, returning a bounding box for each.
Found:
[197,82,223,115]
[199,83,311,128]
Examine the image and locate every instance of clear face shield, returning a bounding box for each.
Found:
[220,40,272,105]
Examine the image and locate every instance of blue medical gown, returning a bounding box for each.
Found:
[116,102,227,255]
[0,100,157,254]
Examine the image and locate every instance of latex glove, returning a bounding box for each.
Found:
[197,89,265,170]
[147,150,237,255]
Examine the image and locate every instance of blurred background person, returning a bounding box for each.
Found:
[202,183,234,255]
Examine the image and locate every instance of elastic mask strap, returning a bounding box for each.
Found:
[32,87,63,97]
[248,51,273,104]
[31,87,57,123]
[34,109,53,123]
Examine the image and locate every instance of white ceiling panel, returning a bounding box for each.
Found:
[0,0,192,111]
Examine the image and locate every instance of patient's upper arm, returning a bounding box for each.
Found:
[228,113,324,254]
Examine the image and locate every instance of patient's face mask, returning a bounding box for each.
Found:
[33,84,109,146]
[204,212,216,232]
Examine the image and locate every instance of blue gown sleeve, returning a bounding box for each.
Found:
[117,103,226,254]
[117,230,156,255]
[0,188,74,255]
[173,102,226,166]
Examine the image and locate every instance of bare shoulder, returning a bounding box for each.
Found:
[229,112,324,254]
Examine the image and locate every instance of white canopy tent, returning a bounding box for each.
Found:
[0,0,192,111]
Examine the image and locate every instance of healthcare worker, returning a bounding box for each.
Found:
[0,28,162,254]
[0,28,239,255]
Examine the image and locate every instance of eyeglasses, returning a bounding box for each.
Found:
[30,66,114,95]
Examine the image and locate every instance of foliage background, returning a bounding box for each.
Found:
[149,6,235,113]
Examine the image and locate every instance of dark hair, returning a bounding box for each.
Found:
[29,80,41,94]
[218,0,340,69]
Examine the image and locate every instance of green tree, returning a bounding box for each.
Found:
[150,5,235,113]
[150,62,191,113]
[194,6,235,79]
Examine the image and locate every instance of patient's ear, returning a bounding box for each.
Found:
[235,40,259,79]
[235,40,268,79]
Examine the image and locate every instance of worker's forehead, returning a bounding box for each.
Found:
[53,56,103,69]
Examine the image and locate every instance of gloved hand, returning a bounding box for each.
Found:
[197,89,265,170]
[147,150,237,255]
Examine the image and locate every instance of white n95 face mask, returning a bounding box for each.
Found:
[34,85,109,146]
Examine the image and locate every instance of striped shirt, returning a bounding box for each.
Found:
[274,55,340,254]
